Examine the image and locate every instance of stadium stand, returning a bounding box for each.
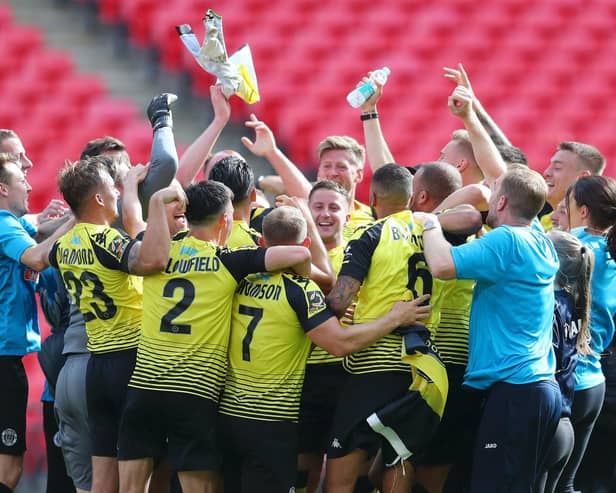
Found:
[80,0,616,201]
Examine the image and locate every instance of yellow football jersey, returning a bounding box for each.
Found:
[227,220,261,248]
[307,243,347,365]
[540,213,553,233]
[343,200,375,242]
[432,278,473,366]
[219,272,334,422]
[50,224,142,354]
[128,232,267,402]
[339,210,441,374]
[249,207,273,234]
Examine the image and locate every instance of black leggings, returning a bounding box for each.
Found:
[536,417,574,493]
[556,382,606,493]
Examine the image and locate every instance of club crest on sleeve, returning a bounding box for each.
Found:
[109,236,128,258]
[307,290,326,314]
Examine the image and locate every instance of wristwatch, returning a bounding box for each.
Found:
[423,218,440,232]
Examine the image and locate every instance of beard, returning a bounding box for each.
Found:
[486,207,498,229]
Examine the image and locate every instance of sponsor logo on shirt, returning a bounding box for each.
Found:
[23,268,39,283]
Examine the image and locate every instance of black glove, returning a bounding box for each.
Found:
[147,93,178,132]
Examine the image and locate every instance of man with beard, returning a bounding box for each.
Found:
[416,167,562,492]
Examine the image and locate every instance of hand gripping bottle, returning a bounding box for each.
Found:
[346,67,391,108]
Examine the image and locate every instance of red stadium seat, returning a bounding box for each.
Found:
[70,0,616,184]
[58,75,107,109]
[116,120,155,165]
[21,49,74,86]
[84,97,139,135]
[97,0,123,24]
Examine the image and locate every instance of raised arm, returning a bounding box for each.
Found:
[359,72,395,171]
[121,164,149,238]
[444,64,511,146]
[434,183,492,212]
[448,85,507,182]
[436,205,483,237]
[128,182,186,275]
[275,194,335,292]
[413,213,456,279]
[138,127,178,219]
[241,113,313,199]
[177,85,230,187]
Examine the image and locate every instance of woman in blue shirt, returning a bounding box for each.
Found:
[556,176,616,493]
[539,231,593,493]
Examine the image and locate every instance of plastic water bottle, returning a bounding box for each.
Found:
[346,67,391,108]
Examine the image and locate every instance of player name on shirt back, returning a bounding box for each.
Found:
[236,277,282,301]
[56,246,95,265]
[164,255,221,274]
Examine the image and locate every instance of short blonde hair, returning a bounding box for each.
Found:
[263,206,307,246]
[317,136,365,168]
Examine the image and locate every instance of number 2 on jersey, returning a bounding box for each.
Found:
[239,305,263,361]
[160,279,195,334]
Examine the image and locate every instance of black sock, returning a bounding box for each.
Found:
[354,475,374,493]
[295,470,309,490]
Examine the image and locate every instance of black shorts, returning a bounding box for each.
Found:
[298,362,348,454]
[326,370,412,465]
[118,388,220,472]
[86,349,136,457]
[470,379,561,493]
[414,364,482,466]
[0,356,27,455]
[219,414,297,493]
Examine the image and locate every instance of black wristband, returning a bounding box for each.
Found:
[360,112,379,121]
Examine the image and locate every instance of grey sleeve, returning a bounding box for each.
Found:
[138,126,178,220]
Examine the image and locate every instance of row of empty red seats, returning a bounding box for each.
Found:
[90,0,616,199]
[0,5,157,213]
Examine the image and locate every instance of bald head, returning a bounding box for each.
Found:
[412,161,462,212]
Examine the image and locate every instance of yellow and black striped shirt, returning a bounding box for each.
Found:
[227,220,261,248]
[249,207,273,234]
[307,243,346,365]
[219,272,334,422]
[343,200,375,242]
[128,232,266,402]
[339,210,441,374]
[433,279,473,366]
[50,223,142,354]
